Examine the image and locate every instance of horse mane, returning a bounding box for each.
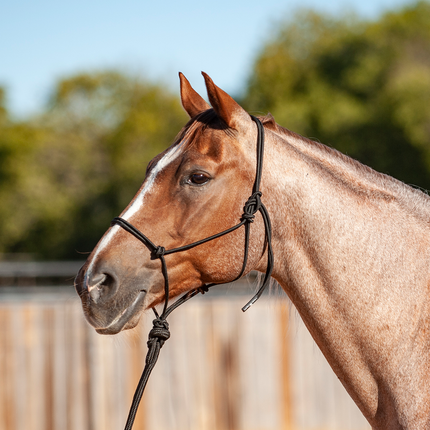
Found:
[258,113,392,186]
[258,114,430,220]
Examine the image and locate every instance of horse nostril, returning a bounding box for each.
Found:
[87,272,117,303]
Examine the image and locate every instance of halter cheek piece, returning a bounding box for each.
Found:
[111,115,274,430]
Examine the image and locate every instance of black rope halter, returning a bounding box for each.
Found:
[111,115,274,430]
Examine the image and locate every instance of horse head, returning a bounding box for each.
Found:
[75,73,269,334]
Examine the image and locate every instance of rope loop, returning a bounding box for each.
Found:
[152,246,166,259]
[241,191,262,223]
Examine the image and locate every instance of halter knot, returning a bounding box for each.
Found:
[148,318,170,347]
[241,191,262,222]
[198,285,209,294]
[152,246,166,259]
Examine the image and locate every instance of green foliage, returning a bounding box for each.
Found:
[2,1,430,260]
[243,1,430,190]
[0,72,187,259]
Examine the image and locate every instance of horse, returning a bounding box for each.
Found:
[75,72,430,429]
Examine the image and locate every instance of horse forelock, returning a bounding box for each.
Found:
[180,109,236,148]
[145,109,234,178]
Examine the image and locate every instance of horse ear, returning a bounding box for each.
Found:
[202,72,250,131]
[179,72,210,118]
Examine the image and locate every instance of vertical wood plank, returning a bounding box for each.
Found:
[82,317,94,430]
[0,307,15,429]
[65,303,86,430]
[52,302,68,430]
[23,305,37,430]
[0,308,5,430]
[44,307,55,430]
[279,303,293,430]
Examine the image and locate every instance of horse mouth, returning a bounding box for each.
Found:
[94,291,146,335]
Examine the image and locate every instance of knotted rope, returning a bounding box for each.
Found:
[241,191,262,222]
[123,317,169,430]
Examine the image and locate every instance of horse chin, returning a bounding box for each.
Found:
[92,291,146,335]
[95,313,141,335]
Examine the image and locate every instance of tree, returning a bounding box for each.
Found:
[242,1,430,190]
[0,72,187,259]
[0,103,57,257]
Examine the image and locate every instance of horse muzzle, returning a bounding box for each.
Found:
[75,263,147,335]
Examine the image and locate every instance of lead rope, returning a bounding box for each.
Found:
[113,116,274,430]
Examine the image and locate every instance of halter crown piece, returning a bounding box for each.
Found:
[111,115,274,430]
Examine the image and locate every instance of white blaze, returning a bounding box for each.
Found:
[85,142,185,284]
[123,143,184,220]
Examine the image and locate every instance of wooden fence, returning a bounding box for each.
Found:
[0,283,370,430]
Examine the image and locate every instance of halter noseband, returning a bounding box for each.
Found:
[111,115,274,430]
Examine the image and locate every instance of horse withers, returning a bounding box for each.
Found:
[75,73,430,429]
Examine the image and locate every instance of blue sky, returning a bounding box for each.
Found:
[1,0,415,117]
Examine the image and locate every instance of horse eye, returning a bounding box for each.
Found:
[189,173,209,185]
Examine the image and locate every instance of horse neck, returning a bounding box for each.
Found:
[261,128,430,426]
[262,127,430,284]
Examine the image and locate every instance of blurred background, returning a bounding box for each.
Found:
[1,0,429,429]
